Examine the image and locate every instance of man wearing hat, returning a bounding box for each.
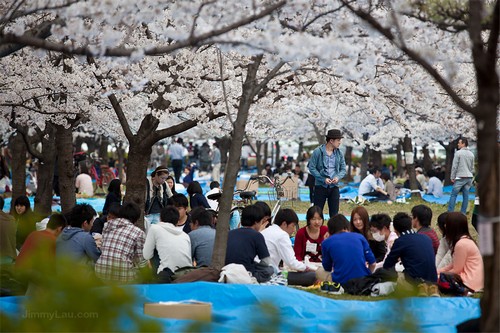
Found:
[307,129,347,217]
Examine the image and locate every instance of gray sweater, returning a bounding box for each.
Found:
[451,147,475,179]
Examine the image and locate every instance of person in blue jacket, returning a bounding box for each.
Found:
[56,204,100,265]
[307,129,346,217]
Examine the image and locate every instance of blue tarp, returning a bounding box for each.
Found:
[0,282,480,332]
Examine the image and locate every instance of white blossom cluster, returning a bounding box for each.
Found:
[1,0,495,149]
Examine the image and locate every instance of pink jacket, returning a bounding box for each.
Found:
[440,237,483,292]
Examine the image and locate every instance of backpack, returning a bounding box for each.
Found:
[437,272,471,296]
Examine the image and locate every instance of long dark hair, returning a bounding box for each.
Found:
[306,205,323,227]
[445,212,474,254]
[107,179,122,199]
[350,206,369,238]
[187,181,203,196]
[166,175,177,194]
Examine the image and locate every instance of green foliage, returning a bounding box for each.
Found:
[382,156,397,169]
[0,252,162,332]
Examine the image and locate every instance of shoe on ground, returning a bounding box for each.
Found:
[417,283,428,297]
[320,281,332,293]
[328,282,344,295]
[427,284,440,297]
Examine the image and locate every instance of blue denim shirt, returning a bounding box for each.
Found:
[307,144,346,187]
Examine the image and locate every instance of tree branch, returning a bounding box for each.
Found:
[0,1,286,57]
[87,56,134,141]
[340,0,474,114]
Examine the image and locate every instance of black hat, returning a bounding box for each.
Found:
[326,129,343,139]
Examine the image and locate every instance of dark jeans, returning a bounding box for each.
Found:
[313,185,340,218]
[171,159,183,183]
[362,191,390,202]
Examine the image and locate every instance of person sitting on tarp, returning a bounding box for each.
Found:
[358,167,391,202]
[95,202,148,284]
[261,208,312,272]
[369,214,398,270]
[383,212,438,295]
[225,205,274,283]
[317,214,376,284]
[426,169,443,198]
[143,206,192,283]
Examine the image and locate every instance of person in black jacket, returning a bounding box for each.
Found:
[383,212,437,284]
[102,179,122,216]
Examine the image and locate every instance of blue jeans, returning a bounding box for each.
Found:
[447,178,473,214]
[313,185,340,218]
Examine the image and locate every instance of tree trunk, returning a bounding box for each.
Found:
[55,125,76,214]
[9,132,27,213]
[255,140,262,175]
[85,137,97,154]
[360,145,370,180]
[34,128,56,216]
[422,144,433,172]
[115,142,126,184]
[263,141,268,167]
[274,140,280,166]
[476,107,500,332]
[370,149,382,168]
[74,136,85,152]
[403,136,420,198]
[211,56,264,269]
[99,135,109,166]
[396,140,404,178]
[296,141,303,162]
[122,140,151,222]
[344,146,353,181]
[217,136,231,166]
[473,9,500,325]
[442,141,457,186]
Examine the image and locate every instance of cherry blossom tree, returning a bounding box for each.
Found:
[335,1,499,330]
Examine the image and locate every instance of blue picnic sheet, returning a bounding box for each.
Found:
[0,282,480,332]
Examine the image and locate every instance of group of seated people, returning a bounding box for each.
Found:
[6,167,482,298]
[358,166,445,202]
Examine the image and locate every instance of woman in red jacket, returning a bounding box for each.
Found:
[293,205,328,262]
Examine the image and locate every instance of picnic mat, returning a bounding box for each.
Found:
[0,282,480,332]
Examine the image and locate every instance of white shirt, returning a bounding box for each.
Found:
[426,176,443,198]
[143,222,192,274]
[358,174,383,196]
[261,224,306,271]
[75,173,94,196]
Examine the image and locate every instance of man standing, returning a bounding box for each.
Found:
[211,142,221,183]
[307,129,346,217]
[447,137,475,214]
[169,138,185,183]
